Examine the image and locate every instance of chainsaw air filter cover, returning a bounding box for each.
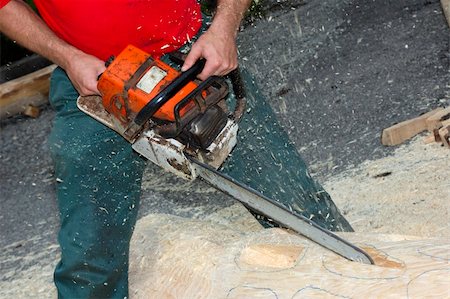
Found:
[181,105,228,149]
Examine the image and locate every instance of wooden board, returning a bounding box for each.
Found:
[423,115,450,146]
[381,108,444,146]
[129,205,450,299]
[439,125,450,147]
[426,107,450,132]
[0,65,55,119]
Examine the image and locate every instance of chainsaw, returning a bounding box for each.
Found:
[77,45,374,265]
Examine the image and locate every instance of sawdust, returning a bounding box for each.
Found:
[0,238,58,299]
[323,136,450,238]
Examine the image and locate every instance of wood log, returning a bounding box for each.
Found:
[129,204,450,299]
[0,64,55,119]
[381,107,444,146]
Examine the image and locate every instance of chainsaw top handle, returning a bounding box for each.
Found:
[134,59,206,126]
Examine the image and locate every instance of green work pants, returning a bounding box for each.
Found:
[48,65,351,298]
[48,68,147,298]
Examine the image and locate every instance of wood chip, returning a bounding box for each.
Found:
[23,105,41,118]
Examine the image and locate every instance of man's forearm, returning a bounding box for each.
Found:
[181,0,251,77]
[0,0,81,70]
[0,0,105,95]
[210,0,252,36]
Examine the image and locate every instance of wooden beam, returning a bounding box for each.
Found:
[381,107,444,146]
[0,64,56,119]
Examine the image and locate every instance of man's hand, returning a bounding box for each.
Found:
[65,51,105,96]
[181,0,251,80]
[181,27,238,80]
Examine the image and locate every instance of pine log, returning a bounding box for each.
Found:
[129,204,450,299]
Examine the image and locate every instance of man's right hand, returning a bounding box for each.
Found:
[65,51,106,96]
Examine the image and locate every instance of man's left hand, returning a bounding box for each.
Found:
[181,27,238,80]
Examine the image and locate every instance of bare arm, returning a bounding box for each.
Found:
[0,0,104,95]
[181,0,252,80]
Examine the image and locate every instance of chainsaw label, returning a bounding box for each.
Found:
[136,66,167,94]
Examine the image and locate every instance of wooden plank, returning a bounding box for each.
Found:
[438,125,450,148]
[0,64,56,119]
[439,129,449,147]
[423,133,436,144]
[426,106,450,132]
[0,54,51,83]
[442,0,450,28]
[129,209,450,299]
[441,119,450,127]
[381,107,444,146]
[424,119,450,145]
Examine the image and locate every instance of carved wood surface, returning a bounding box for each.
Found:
[129,204,449,299]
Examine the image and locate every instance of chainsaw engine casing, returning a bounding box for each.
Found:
[97,45,229,148]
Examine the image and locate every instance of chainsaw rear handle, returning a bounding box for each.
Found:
[227,69,246,122]
[96,55,116,81]
[134,59,206,126]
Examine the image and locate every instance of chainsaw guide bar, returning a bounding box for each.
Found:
[188,156,375,265]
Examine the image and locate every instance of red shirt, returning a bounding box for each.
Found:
[0,0,202,60]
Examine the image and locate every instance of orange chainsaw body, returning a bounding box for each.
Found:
[98,45,197,124]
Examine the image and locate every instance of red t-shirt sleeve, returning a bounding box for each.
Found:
[0,0,11,9]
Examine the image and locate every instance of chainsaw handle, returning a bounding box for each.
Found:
[134,59,206,126]
[227,68,247,122]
